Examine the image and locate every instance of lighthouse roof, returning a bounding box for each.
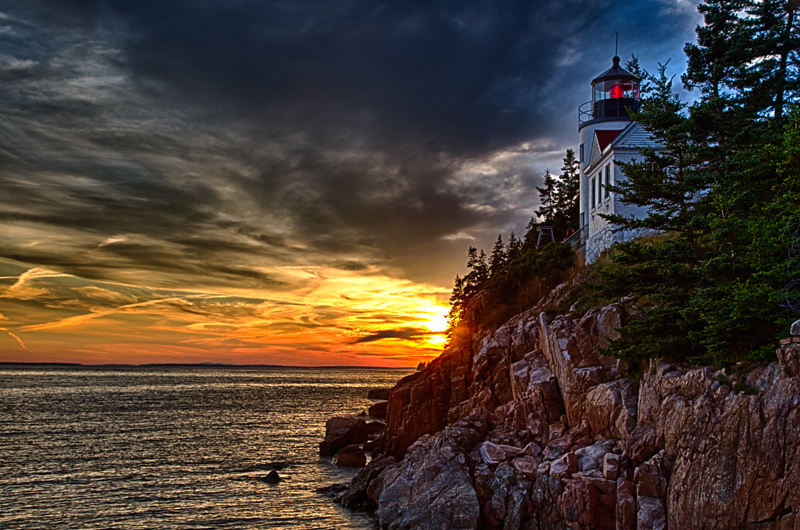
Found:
[592,56,638,84]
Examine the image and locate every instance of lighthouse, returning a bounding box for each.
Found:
[573,55,660,263]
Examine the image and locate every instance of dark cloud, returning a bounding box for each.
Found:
[352,327,432,344]
[0,0,701,290]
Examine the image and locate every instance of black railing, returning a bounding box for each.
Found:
[564,225,588,251]
[578,101,593,126]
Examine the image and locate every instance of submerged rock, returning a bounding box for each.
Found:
[332,445,366,468]
[263,470,281,484]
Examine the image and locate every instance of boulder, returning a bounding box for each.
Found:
[264,470,280,484]
[479,441,524,465]
[368,400,388,419]
[377,411,489,530]
[332,444,366,467]
[625,425,659,466]
[366,421,385,436]
[602,452,620,481]
[511,456,538,477]
[319,417,367,456]
[550,452,577,478]
[574,440,615,472]
[335,456,396,509]
[634,451,669,499]
[584,378,638,440]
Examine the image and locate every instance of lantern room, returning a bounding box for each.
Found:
[590,55,640,120]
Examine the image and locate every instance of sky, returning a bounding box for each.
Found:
[0,0,701,366]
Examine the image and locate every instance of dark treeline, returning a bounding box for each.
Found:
[447,149,580,338]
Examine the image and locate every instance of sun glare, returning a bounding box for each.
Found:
[421,310,449,333]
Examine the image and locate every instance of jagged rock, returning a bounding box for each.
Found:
[522,441,542,457]
[634,451,669,499]
[322,296,800,530]
[575,440,615,472]
[479,441,524,465]
[584,378,638,440]
[377,411,489,530]
[539,310,620,428]
[511,456,538,477]
[378,344,472,459]
[320,417,367,456]
[616,478,637,530]
[778,341,800,377]
[603,452,620,481]
[550,452,577,478]
[264,470,280,484]
[559,476,616,529]
[637,495,666,530]
[332,445,366,467]
[625,425,659,466]
[639,361,800,528]
[335,456,396,509]
[368,400,387,419]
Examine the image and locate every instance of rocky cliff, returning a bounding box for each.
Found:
[330,290,800,530]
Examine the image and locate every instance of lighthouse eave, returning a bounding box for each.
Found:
[578,115,632,132]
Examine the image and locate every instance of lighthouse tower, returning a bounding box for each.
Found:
[574,55,658,263]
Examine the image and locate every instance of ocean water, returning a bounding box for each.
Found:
[0,365,411,529]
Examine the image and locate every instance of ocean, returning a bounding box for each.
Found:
[0,365,411,529]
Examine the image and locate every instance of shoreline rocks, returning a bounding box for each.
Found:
[320,296,800,529]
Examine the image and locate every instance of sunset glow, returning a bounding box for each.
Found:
[0,258,449,367]
[0,1,698,366]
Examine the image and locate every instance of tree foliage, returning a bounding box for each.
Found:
[594,0,800,367]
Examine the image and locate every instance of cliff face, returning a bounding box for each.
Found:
[354,293,800,530]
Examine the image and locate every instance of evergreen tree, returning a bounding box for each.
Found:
[535,169,557,222]
[507,232,523,262]
[597,0,800,365]
[489,234,507,277]
[553,148,581,238]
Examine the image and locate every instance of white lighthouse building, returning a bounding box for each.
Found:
[572,55,660,263]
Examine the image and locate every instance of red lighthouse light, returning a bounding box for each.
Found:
[609,84,622,99]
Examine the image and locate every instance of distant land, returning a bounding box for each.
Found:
[0,362,410,370]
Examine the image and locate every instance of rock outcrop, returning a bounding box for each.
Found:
[319,416,368,456]
[327,294,800,529]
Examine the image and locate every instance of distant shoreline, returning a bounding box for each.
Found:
[0,362,411,370]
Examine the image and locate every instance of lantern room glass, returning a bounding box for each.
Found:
[593,79,639,103]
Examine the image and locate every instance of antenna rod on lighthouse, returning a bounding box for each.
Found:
[615,31,619,56]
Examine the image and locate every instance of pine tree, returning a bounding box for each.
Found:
[489,234,507,277]
[535,169,557,223]
[553,148,581,238]
[507,232,523,262]
[597,0,800,365]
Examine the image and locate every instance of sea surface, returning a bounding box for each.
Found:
[0,365,412,529]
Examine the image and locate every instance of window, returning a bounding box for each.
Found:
[580,143,585,163]
[597,173,602,205]
[605,164,611,199]
[591,177,595,208]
